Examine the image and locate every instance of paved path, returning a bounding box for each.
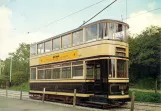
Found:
[0,89,161,111]
[0,96,83,111]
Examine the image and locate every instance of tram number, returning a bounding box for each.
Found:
[119,85,127,90]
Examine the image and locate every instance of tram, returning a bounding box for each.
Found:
[29,19,130,106]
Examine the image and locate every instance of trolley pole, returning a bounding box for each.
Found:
[9,57,12,86]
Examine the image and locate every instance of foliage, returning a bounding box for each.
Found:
[129,90,161,103]
[8,82,29,92]
[133,77,161,90]
[12,71,28,86]
[1,43,30,84]
[128,26,161,83]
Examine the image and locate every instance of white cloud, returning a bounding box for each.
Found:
[127,11,161,34]
[0,7,52,60]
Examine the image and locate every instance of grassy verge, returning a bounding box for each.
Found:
[129,90,161,103]
[8,82,29,92]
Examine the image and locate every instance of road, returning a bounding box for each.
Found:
[0,89,161,111]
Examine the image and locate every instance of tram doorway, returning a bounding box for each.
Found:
[86,59,108,95]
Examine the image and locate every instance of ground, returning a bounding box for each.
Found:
[0,96,82,111]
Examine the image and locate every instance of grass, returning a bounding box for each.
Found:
[129,90,161,103]
[8,82,29,92]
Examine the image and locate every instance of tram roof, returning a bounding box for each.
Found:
[34,19,129,45]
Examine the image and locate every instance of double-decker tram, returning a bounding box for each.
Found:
[29,19,130,107]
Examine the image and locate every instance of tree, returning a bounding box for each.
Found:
[129,26,161,93]
[2,43,30,86]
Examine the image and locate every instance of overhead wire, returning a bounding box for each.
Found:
[27,0,111,34]
[123,7,161,21]
[79,0,117,27]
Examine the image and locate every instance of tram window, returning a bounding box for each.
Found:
[108,23,115,39]
[52,68,60,79]
[99,23,104,39]
[117,60,127,78]
[30,68,36,79]
[45,40,52,52]
[30,44,36,56]
[95,64,100,79]
[38,70,44,79]
[115,24,124,41]
[45,69,51,79]
[108,59,115,78]
[86,62,94,79]
[53,38,61,50]
[62,67,71,78]
[85,24,97,42]
[62,34,71,48]
[72,61,83,65]
[72,30,83,46]
[72,66,83,77]
[37,43,44,54]
[62,62,71,67]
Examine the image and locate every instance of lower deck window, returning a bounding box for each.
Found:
[117,60,127,78]
[30,68,36,79]
[38,70,44,79]
[62,67,71,78]
[72,66,83,77]
[45,69,51,79]
[52,68,60,79]
[86,63,94,79]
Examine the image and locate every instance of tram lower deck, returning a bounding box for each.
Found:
[29,58,130,104]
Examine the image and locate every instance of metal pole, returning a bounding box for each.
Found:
[9,57,12,86]
[6,81,8,98]
[73,89,76,107]
[42,88,45,103]
[0,59,1,76]
[20,85,22,100]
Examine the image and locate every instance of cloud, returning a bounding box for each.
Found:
[127,11,161,34]
[0,7,52,60]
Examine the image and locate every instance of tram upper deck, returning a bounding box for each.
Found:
[30,19,129,66]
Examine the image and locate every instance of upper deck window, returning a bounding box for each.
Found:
[85,24,97,42]
[30,44,36,56]
[108,23,115,39]
[99,23,108,39]
[37,43,44,54]
[72,30,83,46]
[45,40,52,52]
[115,24,124,41]
[62,34,71,48]
[53,37,61,50]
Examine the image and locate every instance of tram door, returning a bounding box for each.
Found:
[93,60,108,95]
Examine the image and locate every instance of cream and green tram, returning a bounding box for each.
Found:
[29,19,130,104]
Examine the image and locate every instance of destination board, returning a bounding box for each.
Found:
[39,50,78,64]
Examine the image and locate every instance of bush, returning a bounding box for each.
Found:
[12,71,28,86]
[129,90,161,103]
[131,77,161,90]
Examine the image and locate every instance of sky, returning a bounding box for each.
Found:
[0,0,161,60]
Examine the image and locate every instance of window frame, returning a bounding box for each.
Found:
[44,40,52,53]
[37,43,44,54]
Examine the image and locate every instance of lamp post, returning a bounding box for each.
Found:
[9,57,12,86]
